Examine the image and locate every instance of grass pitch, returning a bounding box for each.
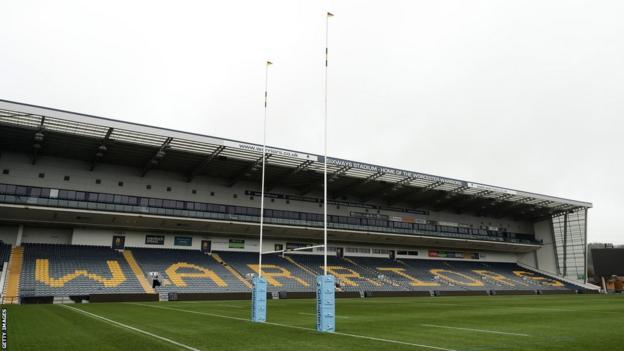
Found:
[4,295,624,351]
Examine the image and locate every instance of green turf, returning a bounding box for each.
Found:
[3,295,624,351]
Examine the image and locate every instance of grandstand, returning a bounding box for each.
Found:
[0,99,596,305]
[19,243,144,298]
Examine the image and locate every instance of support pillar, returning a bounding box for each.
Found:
[15,225,23,246]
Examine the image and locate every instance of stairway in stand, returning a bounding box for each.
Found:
[3,246,24,304]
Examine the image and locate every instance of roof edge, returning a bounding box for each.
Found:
[0,98,593,209]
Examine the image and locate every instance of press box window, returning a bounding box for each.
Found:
[95,179,101,184]
[38,173,45,178]
[64,176,70,181]
[2,169,8,175]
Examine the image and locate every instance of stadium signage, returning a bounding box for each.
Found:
[437,221,459,227]
[286,242,314,252]
[229,239,245,249]
[428,250,480,260]
[1,308,6,350]
[174,236,192,246]
[327,158,465,186]
[350,211,388,220]
[467,182,517,195]
[223,140,318,161]
[389,216,428,224]
[145,235,165,245]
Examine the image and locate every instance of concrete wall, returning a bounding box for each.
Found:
[68,227,517,262]
[21,227,72,244]
[518,219,558,274]
[0,225,18,245]
[71,227,260,252]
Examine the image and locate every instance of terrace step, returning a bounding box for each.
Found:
[211,253,252,289]
[3,246,24,304]
[123,250,155,294]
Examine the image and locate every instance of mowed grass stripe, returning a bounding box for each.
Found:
[7,295,624,350]
[61,304,201,351]
[130,303,459,351]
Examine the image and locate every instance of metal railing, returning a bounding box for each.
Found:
[0,183,541,245]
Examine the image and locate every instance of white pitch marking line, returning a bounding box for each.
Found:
[331,330,457,351]
[420,324,530,337]
[214,303,245,309]
[129,303,458,351]
[179,302,245,309]
[297,312,351,319]
[60,304,201,351]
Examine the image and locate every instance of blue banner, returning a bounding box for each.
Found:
[251,276,267,323]
[316,275,335,332]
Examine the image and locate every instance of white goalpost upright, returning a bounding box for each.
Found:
[316,11,336,333]
[251,13,337,330]
[251,60,272,323]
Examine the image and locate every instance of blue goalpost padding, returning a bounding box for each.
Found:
[316,275,336,332]
[251,276,267,322]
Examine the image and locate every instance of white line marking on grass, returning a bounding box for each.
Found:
[297,312,351,319]
[129,303,458,351]
[60,304,201,351]
[214,303,245,309]
[420,324,530,337]
[179,302,245,308]
[331,330,457,351]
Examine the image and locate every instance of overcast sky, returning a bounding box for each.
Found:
[1,1,623,244]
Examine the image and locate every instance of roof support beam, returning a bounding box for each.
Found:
[359,176,415,200]
[328,165,351,183]
[265,159,314,191]
[298,165,350,195]
[187,145,225,182]
[430,185,472,209]
[227,153,272,187]
[479,194,520,218]
[448,190,494,212]
[502,197,547,218]
[387,181,443,206]
[332,171,385,198]
[141,137,173,177]
[90,127,114,171]
[544,204,576,217]
[407,189,449,209]
[389,176,417,192]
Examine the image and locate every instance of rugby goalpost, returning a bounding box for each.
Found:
[251,12,336,333]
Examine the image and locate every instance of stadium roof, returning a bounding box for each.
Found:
[0,99,592,221]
